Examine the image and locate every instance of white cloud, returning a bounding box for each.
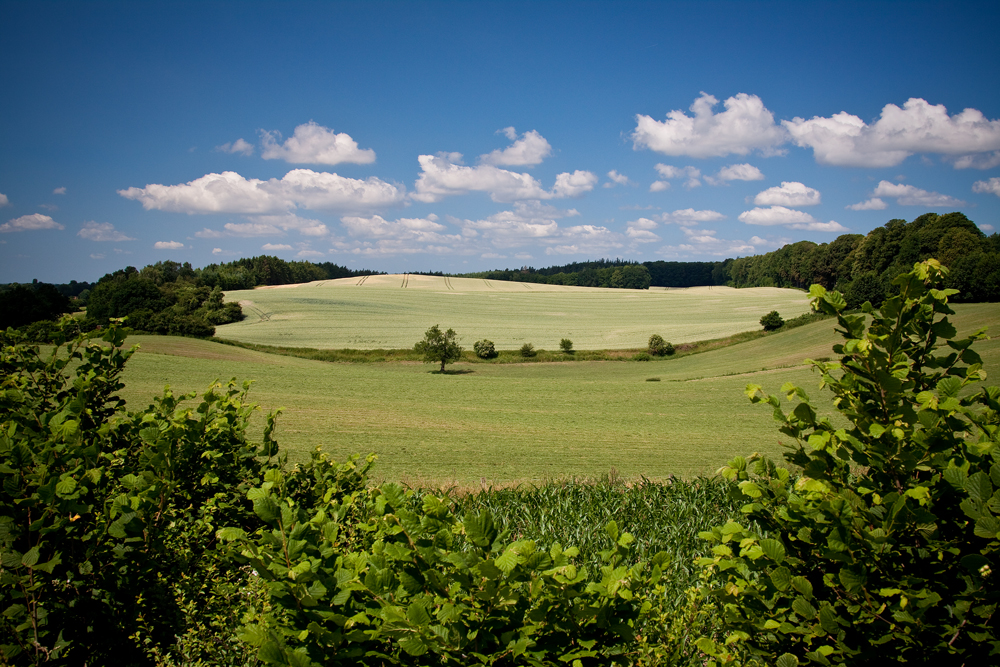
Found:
[412,153,596,203]
[951,151,1000,170]
[296,249,325,258]
[846,198,888,211]
[604,170,633,188]
[662,208,726,225]
[223,222,282,237]
[714,163,764,182]
[119,169,405,214]
[871,180,966,207]
[649,180,670,192]
[216,138,254,156]
[626,217,660,243]
[262,243,293,251]
[154,241,184,249]
[654,164,701,189]
[194,227,224,238]
[53,186,66,195]
[972,177,1000,197]
[633,92,787,158]
[339,213,465,257]
[657,226,757,258]
[247,213,328,236]
[0,213,65,232]
[78,221,136,241]
[753,181,821,207]
[545,224,624,256]
[479,128,552,166]
[0,193,8,207]
[980,224,995,232]
[738,206,848,232]
[90,253,104,260]
[784,98,1000,167]
[260,121,376,165]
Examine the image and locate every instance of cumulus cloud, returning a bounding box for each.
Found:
[952,152,1000,170]
[262,243,293,251]
[661,208,726,225]
[652,164,701,190]
[212,248,225,254]
[712,163,765,183]
[260,121,376,165]
[119,169,405,214]
[739,206,848,232]
[53,187,67,195]
[78,221,136,241]
[784,98,1000,167]
[626,217,660,244]
[753,181,821,207]
[604,170,633,188]
[479,128,552,166]
[216,138,254,156]
[871,180,965,207]
[973,177,1000,197]
[846,198,889,211]
[154,241,184,249]
[657,227,757,258]
[194,227,224,238]
[0,193,8,207]
[0,213,65,233]
[633,92,787,158]
[412,153,596,203]
[338,213,465,257]
[545,224,624,256]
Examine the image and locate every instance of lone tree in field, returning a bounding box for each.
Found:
[415,324,463,372]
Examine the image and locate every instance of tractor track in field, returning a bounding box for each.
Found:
[356,275,371,286]
[401,273,409,288]
[444,276,455,290]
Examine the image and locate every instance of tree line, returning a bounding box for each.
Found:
[461,212,999,303]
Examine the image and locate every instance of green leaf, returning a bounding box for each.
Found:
[974,514,1000,539]
[761,539,785,564]
[464,511,497,549]
[496,548,520,575]
[838,568,865,593]
[791,576,813,598]
[965,472,993,506]
[770,567,792,591]
[792,596,817,619]
[21,547,39,567]
[407,602,431,627]
[398,635,428,656]
[776,653,799,667]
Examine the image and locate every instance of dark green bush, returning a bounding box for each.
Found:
[648,334,673,356]
[473,338,498,359]
[759,310,784,331]
[633,352,651,361]
[519,342,537,357]
[560,338,574,353]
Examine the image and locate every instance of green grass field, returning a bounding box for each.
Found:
[118,302,1000,486]
[216,275,814,350]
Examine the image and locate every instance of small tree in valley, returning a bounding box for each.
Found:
[414,324,463,372]
[560,338,574,354]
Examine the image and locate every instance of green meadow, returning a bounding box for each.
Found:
[216,274,815,350]
[119,297,1000,486]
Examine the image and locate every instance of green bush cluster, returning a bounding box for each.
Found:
[520,342,537,357]
[473,338,498,359]
[647,334,674,357]
[759,310,784,331]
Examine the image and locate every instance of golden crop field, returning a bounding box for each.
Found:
[216,275,814,350]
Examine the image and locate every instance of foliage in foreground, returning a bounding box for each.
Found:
[0,322,278,665]
[698,260,999,664]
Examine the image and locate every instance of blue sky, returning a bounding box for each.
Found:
[2,0,999,283]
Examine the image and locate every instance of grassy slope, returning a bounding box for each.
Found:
[118,303,1000,486]
[216,275,813,350]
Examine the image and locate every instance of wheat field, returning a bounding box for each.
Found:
[216,275,813,350]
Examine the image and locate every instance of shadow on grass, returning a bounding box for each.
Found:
[429,368,475,375]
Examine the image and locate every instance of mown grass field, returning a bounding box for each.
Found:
[216,275,814,350]
[118,302,1000,486]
